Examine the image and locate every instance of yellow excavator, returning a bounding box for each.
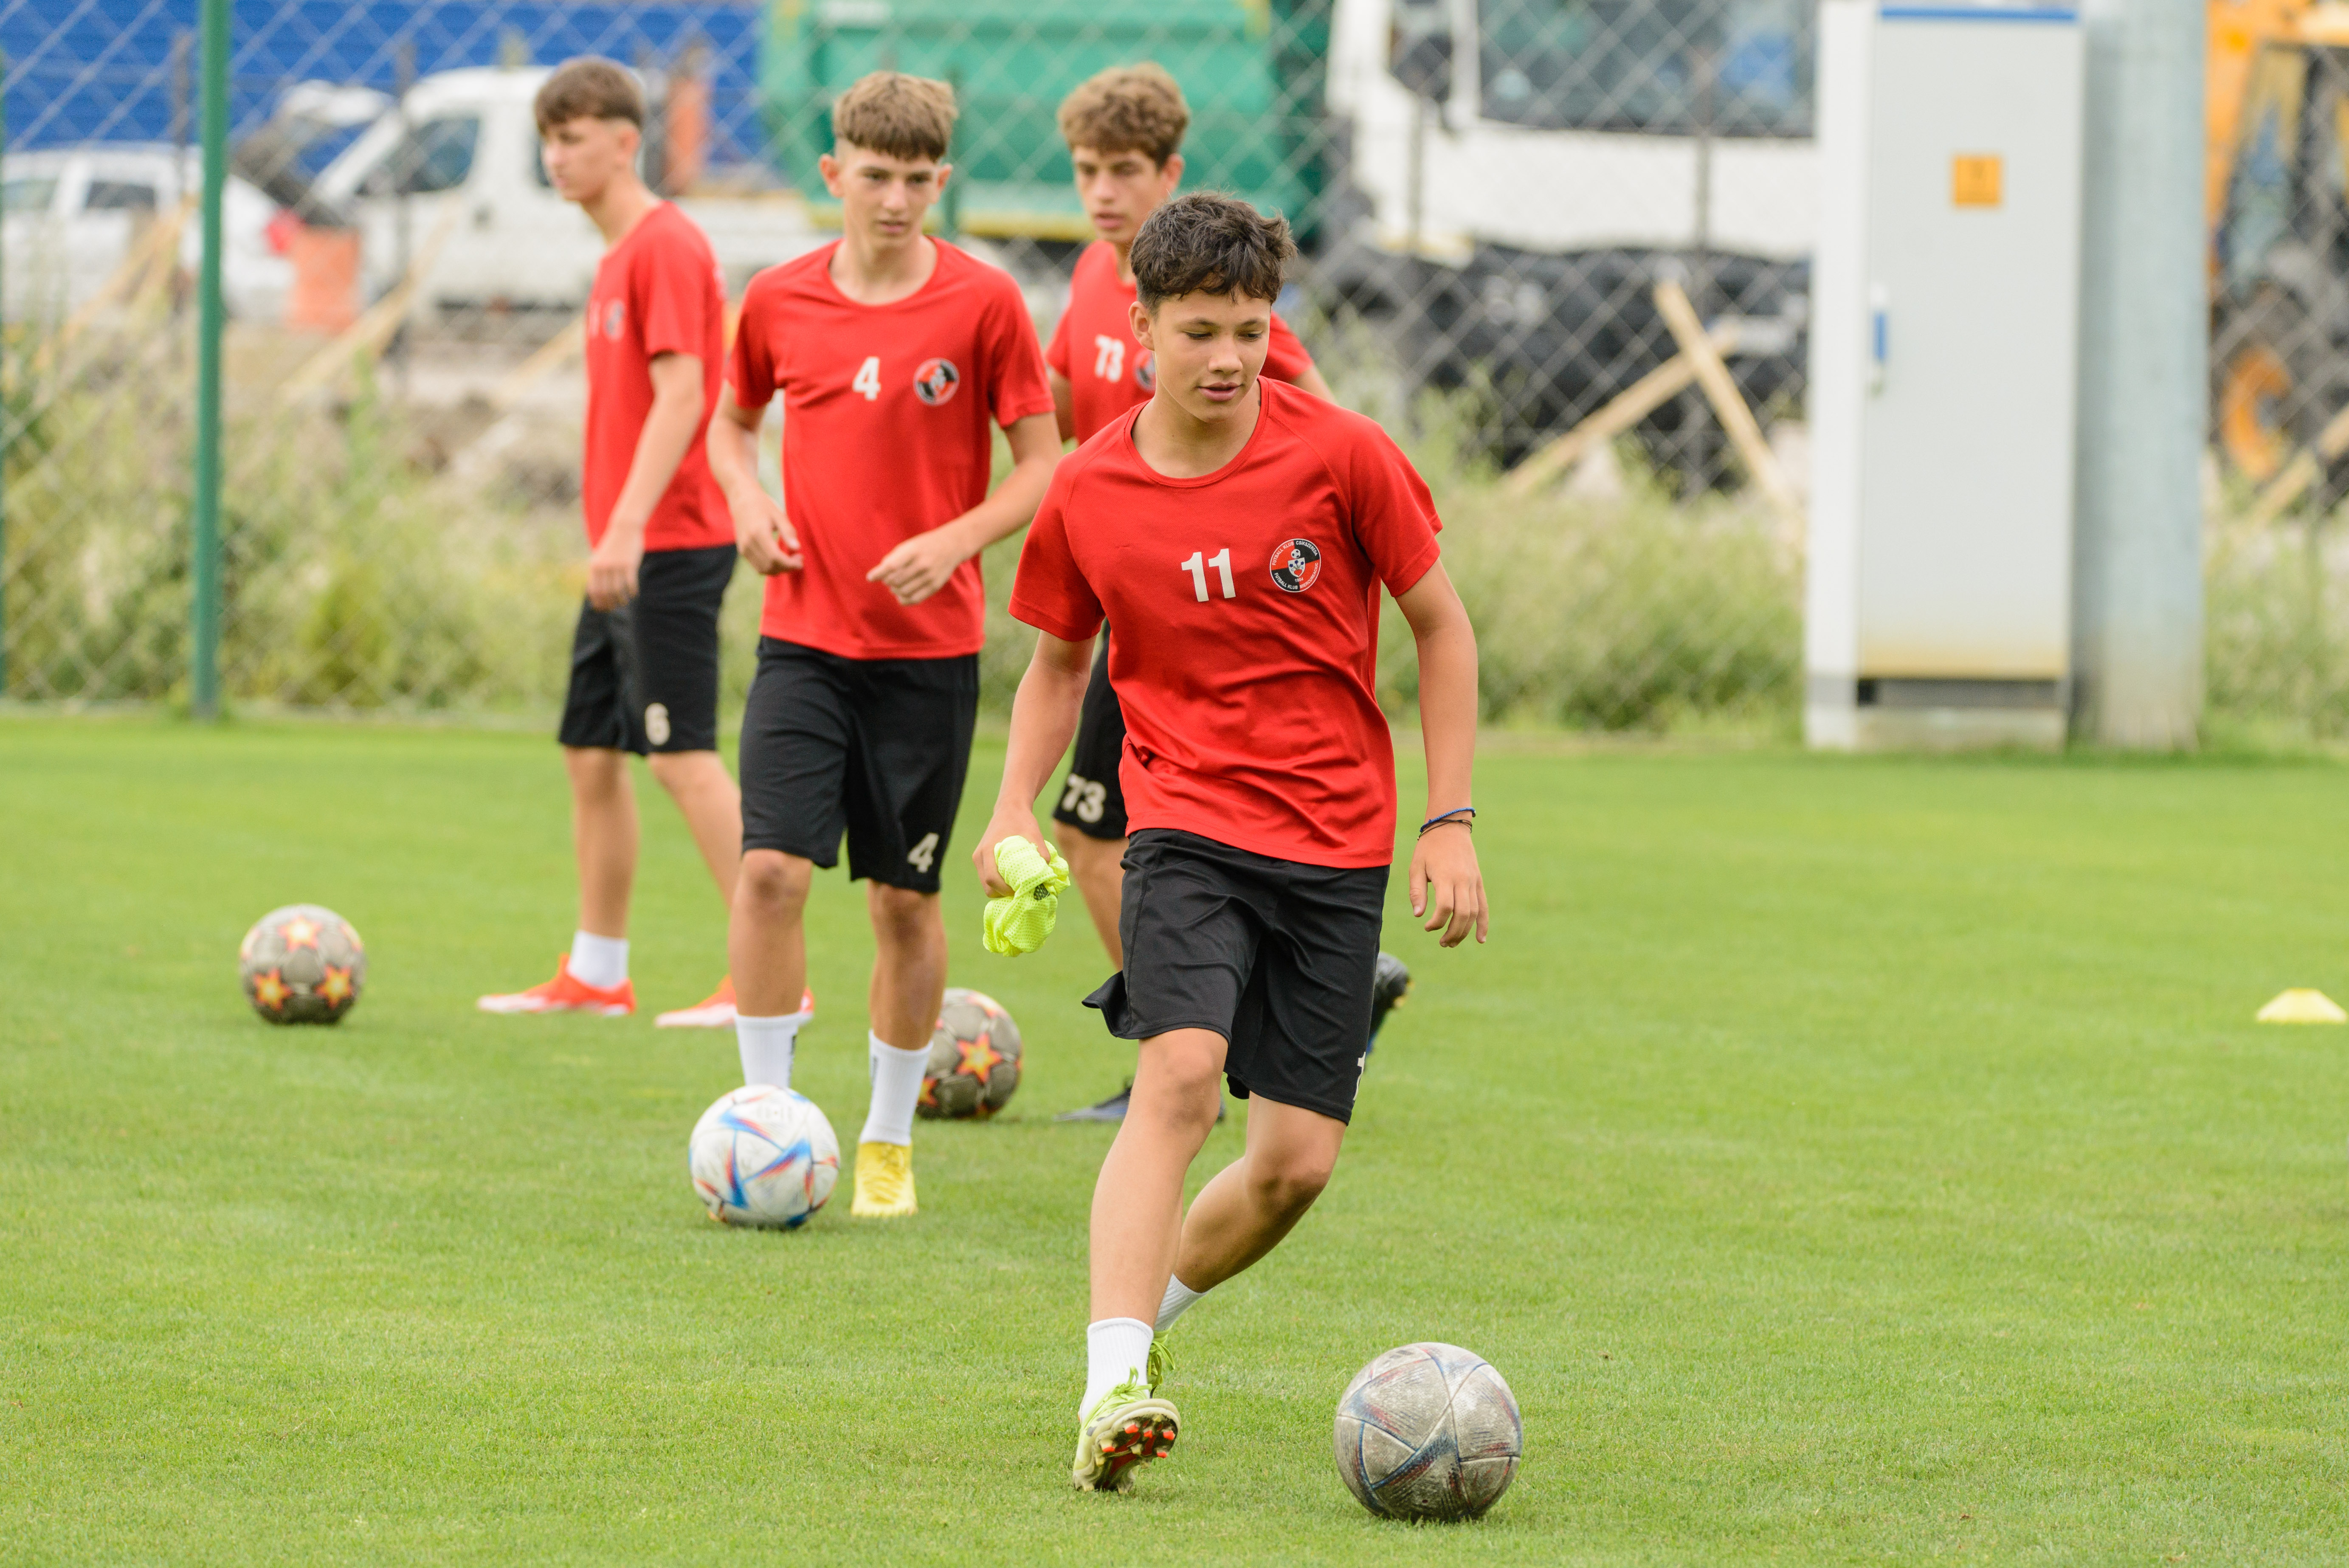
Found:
[2209,0,2349,495]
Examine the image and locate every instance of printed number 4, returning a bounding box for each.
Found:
[853,355,882,402]
[1181,549,1236,602]
[906,831,939,873]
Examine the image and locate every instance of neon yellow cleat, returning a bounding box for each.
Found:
[1071,1376,1180,1492]
[983,836,1070,957]
[850,1140,917,1217]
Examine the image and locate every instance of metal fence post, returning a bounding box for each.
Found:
[191,0,228,719]
[2071,0,2206,747]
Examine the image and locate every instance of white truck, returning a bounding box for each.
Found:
[1318,0,1818,471]
[304,66,825,317]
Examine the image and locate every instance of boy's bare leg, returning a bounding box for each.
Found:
[1169,1098,1345,1291]
[866,884,949,1049]
[1090,1027,1227,1322]
[1056,829,1127,966]
[728,848,811,1015]
[647,749,741,905]
[566,746,637,937]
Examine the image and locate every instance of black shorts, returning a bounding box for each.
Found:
[556,543,735,755]
[738,637,978,894]
[1084,829,1389,1124]
[1051,637,1128,842]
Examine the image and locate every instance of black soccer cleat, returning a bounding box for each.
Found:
[1056,1081,1225,1123]
[1056,1082,1133,1123]
[1365,951,1412,1056]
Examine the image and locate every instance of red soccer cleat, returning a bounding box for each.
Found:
[655,976,814,1030]
[477,956,635,1016]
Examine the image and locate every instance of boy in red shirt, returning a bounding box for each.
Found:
[976,193,1488,1490]
[1041,67,1410,1123]
[707,72,1060,1218]
[479,58,746,1025]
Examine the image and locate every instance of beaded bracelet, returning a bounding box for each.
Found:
[1417,807,1476,838]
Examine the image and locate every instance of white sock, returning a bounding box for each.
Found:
[735,1010,808,1089]
[1081,1317,1155,1419]
[567,931,628,990]
[1154,1275,1207,1334]
[857,1032,929,1147]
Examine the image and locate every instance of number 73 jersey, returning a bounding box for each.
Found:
[1009,378,1444,870]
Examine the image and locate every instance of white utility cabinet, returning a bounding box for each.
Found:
[1805,1,2086,749]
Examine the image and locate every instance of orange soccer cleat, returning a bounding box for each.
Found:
[655,977,815,1029]
[476,956,635,1016]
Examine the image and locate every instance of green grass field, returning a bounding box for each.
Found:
[3,715,2346,1564]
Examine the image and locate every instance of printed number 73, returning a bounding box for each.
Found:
[1181,549,1235,602]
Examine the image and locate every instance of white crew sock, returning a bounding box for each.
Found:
[1154,1275,1208,1334]
[567,931,628,990]
[735,1008,809,1089]
[857,1032,929,1147]
[1081,1317,1156,1419]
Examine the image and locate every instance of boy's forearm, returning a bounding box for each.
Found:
[997,645,1092,814]
[945,453,1058,556]
[608,385,704,537]
[1414,620,1479,816]
[708,414,762,501]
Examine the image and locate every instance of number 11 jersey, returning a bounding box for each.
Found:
[1009,377,1443,869]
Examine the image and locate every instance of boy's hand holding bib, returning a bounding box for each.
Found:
[984,835,1072,956]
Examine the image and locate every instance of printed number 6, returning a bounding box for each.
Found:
[906,831,939,873]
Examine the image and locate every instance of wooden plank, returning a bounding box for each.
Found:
[1651,277,1805,533]
[1501,320,1740,497]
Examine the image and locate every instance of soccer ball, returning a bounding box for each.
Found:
[239,904,365,1025]
[1333,1342,1522,1521]
[915,986,1022,1120]
[688,1085,839,1229]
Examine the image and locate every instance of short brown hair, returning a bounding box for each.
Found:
[534,57,642,134]
[1057,63,1189,164]
[831,71,958,163]
[1130,192,1293,311]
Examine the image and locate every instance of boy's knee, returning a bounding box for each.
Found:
[1248,1145,1335,1216]
[645,749,718,790]
[737,850,810,913]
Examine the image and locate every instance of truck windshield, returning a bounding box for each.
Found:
[368,115,480,197]
[3,177,58,214]
[1479,0,1812,138]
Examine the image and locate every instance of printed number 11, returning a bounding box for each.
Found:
[1181,549,1235,602]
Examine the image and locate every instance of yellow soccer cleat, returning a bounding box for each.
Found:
[1071,1377,1180,1492]
[850,1140,918,1218]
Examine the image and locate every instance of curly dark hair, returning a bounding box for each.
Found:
[1129,191,1294,311]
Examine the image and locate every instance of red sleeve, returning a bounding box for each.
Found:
[635,220,714,362]
[1345,424,1444,597]
[726,276,779,411]
[1008,459,1105,641]
[982,275,1057,429]
[1045,302,1073,378]
[1265,312,1317,385]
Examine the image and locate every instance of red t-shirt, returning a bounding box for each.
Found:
[1010,378,1443,868]
[582,202,731,552]
[727,240,1055,659]
[1046,239,1318,443]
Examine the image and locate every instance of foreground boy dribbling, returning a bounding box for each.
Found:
[975,193,1488,1489]
[709,72,1059,1218]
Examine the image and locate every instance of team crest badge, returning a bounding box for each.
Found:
[1134,350,1155,392]
[1270,538,1322,593]
[912,358,960,405]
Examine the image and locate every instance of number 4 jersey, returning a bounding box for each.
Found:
[728,239,1054,660]
[1009,377,1443,869]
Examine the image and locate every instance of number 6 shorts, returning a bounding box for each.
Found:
[738,637,979,894]
[1083,829,1390,1125]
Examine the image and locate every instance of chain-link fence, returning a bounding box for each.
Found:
[7,1,2309,738]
